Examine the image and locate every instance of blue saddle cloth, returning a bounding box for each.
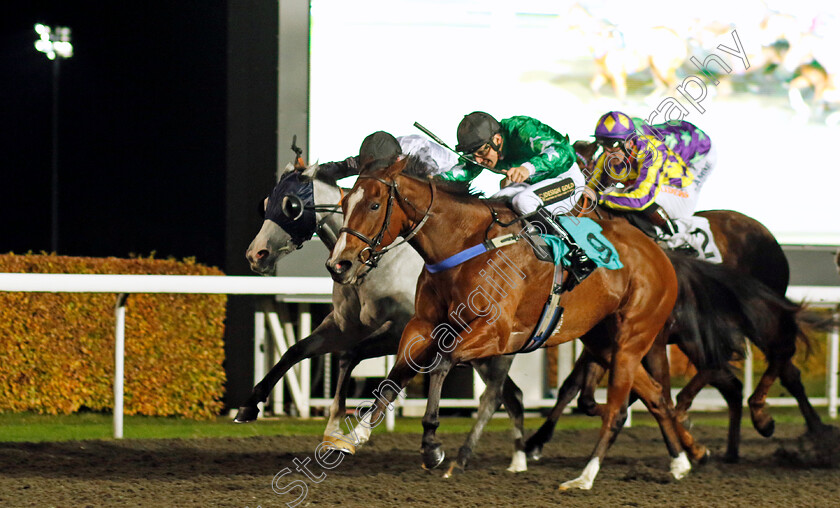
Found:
[539,217,623,271]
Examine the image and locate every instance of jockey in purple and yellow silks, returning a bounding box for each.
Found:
[632,118,716,192]
[587,111,696,238]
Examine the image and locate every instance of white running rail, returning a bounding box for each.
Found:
[0,274,331,438]
[0,274,838,438]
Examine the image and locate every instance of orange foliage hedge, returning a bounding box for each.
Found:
[0,253,227,419]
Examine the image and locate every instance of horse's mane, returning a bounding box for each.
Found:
[396,168,512,208]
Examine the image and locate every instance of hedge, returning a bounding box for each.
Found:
[0,253,227,419]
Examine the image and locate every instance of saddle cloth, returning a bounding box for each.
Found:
[664,216,723,263]
[536,216,624,271]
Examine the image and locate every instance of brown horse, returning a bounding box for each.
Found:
[528,141,826,462]
[325,158,698,490]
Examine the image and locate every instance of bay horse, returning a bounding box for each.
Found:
[239,163,530,472]
[528,141,828,462]
[326,158,707,490]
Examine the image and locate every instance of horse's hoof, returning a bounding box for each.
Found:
[807,423,834,436]
[559,477,594,491]
[233,405,259,423]
[442,461,463,479]
[421,447,445,471]
[525,444,543,462]
[560,458,599,490]
[507,450,528,473]
[670,451,691,480]
[687,444,709,464]
[322,434,356,455]
[722,452,739,464]
[695,448,711,466]
[754,418,775,438]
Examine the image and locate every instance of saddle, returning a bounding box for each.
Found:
[607,207,664,239]
[606,208,722,262]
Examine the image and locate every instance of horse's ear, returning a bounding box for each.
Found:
[382,157,407,179]
[573,139,597,154]
[302,161,320,179]
[279,163,295,178]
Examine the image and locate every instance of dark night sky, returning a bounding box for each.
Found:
[2,1,228,269]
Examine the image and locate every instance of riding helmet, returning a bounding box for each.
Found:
[358,131,402,172]
[455,111,501,153]
[594,111,635,139]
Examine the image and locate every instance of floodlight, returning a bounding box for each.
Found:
[33,24,73,61]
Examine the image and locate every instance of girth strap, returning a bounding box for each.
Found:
[425,233,521,273]
[513,263,566,354]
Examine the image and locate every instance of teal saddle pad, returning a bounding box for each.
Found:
[539,216,623,270]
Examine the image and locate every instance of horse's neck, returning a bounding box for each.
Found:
[397,177,499,266]
[312,179,344,250]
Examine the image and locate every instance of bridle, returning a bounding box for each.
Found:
[339,175,435,268]
[274,185,345,249]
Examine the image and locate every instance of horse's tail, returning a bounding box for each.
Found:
[794,306,840,356]
[667,252,803,370]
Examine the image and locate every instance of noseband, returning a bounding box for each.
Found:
[339,175,435,267]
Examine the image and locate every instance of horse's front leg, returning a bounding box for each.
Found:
[235,313,346,423]
[559,345,649,491]
[576,355,608,417]
[444,355,519,477]
[524,349,598,460]
[500,369,526,472]
[748,360,782,438]
[779,358,826,435]
[322,352,361,446]
[348,318,439,452]
[644,339,709,463]
[321,344,397,455]
[421,356,454,470]
[707,367,744,462]
[324,319,406,443]
[630,362,693,480]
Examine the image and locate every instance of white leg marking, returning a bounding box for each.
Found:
[353,412,373,446]
[506,450,528,473]
[670,451,691,480]
[560,457,600,490]
[322,402,342,437]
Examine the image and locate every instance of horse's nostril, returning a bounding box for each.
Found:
[256,249,269,260]
[333,260,352,275]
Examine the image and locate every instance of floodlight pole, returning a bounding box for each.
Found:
[34,24,73,253]
[51,57,60,253]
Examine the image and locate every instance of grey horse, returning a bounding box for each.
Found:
[238,163,528,473]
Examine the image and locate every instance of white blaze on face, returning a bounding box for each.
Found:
[332,187,365,257]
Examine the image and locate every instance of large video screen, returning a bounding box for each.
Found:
[310,0,839,244]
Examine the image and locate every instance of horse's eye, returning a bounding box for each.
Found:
[370,202,381,211]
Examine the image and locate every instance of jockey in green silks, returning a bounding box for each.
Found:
[438,111,597,283]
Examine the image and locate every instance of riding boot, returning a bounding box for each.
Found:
[529,212,597,286]
[642,204,700,257]
[564,244,597,285]
[643,203,678,239]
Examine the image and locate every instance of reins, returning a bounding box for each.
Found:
[339,175,435,268]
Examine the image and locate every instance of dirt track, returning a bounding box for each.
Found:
[1,422,838,507]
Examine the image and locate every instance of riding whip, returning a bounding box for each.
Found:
[413,121,507,175]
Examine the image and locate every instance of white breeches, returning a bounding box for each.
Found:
[490,166,587,216]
